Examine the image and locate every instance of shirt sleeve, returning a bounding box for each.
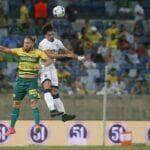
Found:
[38,50,47,60]
[38,42,44,50]
[57,40,66,50]
[10,48,20,56]
[38,41,49,51]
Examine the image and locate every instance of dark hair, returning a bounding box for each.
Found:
[24,35,37,44]
[42,23,53,35]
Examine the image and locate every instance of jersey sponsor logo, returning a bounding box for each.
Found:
[30,124,48,143]
[0,124,8,144]
[19,56,38,63]
[108,123,126,144]
[68,123,88,145]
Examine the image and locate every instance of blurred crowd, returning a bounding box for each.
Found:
[0,0,149,96]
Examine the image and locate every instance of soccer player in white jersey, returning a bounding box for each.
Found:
[39,23,77,121]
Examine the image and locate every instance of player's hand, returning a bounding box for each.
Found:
[66,53,78,59]
[77,56,85,61]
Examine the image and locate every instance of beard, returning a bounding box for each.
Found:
[23,47,33,52]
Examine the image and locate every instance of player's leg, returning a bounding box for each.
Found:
[6,78,26,136]
[51,86,65,113]
[51,85,76,122]
[29,99,41,133]
[5,101,21,136]
[41,72,61,117]
[51,69,76,121]
[50,68,65,113]
[42,79,55,111]
[28,78,41,130]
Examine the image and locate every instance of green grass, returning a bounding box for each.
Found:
[0,145,150,150]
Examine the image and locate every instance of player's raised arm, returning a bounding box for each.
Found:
[56,40,85,61]
[44,50,71,59]
[0,45,16,55]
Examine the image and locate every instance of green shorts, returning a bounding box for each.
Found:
[13,77,39,101]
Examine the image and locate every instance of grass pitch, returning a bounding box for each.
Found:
[0,145,150,150]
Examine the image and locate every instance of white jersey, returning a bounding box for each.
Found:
[39,38,66,85]
[39,38,66,71]
[134,4,144,21]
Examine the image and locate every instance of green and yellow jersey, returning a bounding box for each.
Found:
[11,48,47,77]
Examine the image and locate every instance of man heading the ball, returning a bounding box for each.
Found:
[39,23,78,121]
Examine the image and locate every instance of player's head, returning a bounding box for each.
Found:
[23,36,36,51]
[42,23,54,42]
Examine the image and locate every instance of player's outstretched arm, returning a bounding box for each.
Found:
[0,45,15,55]
[60,49,85,61]
[44,50,66,59]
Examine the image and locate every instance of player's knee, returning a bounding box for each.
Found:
[42,80,51,90]
[30,100,38,109]
[13,101,21,108]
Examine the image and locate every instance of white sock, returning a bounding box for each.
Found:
[44,92,55,111]
[54,98,65,113]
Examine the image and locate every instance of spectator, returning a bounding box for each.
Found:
[0,0,9,16]
[84,54,96,69]
[83,56,100,91]
[66,0,78,22]
[70,33,84,56]
[108,76,127,96]
[135,42,146,57]
[2,32,20,48]
[2,32,19,62]
[87,26,102,45]
[118,35,130,51]
[105,0,117,18]
[134,0,144,23]
[80,27,93,52]
[133,35,141,49]
[131,79,144,95]
[97,40,108,57]
[34,0,48,23]
[106,34,118,50]
[20,0,29,25]
[0,6,7,27]
[91,45,105,64]
[133,21,144,37]
[105,21,119,38]
[107,68,118,86]
[127,49,140,65]
[119,25,134,45]
[96,68,118,95]
[104,49,115,64]
[34,19,44,36]
[117,0,132,19]
[75,77,86,95]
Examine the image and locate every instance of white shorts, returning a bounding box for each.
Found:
[40,67,58,87]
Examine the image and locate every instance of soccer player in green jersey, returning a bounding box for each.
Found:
[0,36,50,136]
